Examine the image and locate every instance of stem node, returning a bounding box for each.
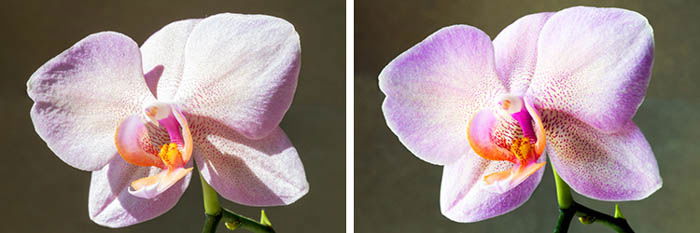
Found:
[551,166,635,233]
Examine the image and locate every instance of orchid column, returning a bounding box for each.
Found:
[27,13,308,233]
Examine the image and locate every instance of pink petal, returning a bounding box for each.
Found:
[493,12,553,94]
[88,158,191,228]
[543,110,662,201]
[193,116,308,206]
[440,151,545,222]
[140,19,202,100]
[379,25,506,165]
[27,32,153,171]
[528,6,654,133]
[174,13,300,140]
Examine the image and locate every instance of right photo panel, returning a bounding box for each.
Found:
[356,1,700,232]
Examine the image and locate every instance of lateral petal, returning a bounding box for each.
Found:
[175,13,300,140]
[379,25,506,165]
[529,6,654,133]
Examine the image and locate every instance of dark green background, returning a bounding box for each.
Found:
[0,0,345,232]
[356,0,698,232]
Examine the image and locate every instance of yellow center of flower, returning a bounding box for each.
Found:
[509,137,532,162]
[157,143,183,170]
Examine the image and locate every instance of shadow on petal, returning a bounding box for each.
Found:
[188,114,308,207]
[88,156,191,227]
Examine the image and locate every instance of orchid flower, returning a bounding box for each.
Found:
[27,13,308,227]
[379,6,662,222]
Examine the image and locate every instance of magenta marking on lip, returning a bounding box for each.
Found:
[511,107,535,140]
[158,113,183,145]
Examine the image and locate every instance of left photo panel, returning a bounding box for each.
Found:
[0,0,346,233]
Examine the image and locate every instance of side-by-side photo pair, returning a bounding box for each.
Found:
[1,0,699,232]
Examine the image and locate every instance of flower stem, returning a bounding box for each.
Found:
[554,208,575,233]
[200,174,276,233]
[201,174,221,216]
[551,165,634,233]
[552,166,573,209]
[221,208,276,233]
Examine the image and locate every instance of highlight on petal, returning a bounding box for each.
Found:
[467,109,517,163]
[140,19,202,100]
[543,110,662,201]
[379,25,506,165]
[174,13,300,140]
[529,6,654,133]
[27,31,153,171]
[440,151,545,222]
[493,12,553,94]
[88,158,191,228]
[192,115,308,206]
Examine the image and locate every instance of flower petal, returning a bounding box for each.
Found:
[440,151,544,222]
[27,32,152,171]
[174,13,300,140]
[140,19,201,100]
[379,25,505,165]
[528,6,654,133]
[493,12,553,94]
[88,158,191,228]
[192,116,308,206]
[543,110,662,201]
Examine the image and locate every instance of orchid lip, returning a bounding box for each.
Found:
[115,101,194,197]
[467,95,547,192]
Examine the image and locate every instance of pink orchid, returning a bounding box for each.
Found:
[27,13,308,227]
[379,6,662,222]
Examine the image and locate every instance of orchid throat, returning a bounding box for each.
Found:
[115,101,194,198]
[467,95,546,193]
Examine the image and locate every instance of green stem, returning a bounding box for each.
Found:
[572,203,634,233]
[551,166,634,233]
[200,174,276,233]
[552,166,573,209]
[201,174,222,216]
[221,208,276,233]
[203,213,222,233]
[554,208,575,233]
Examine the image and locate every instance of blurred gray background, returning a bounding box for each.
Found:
[356,0,698,232]
[0,0,344,232]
